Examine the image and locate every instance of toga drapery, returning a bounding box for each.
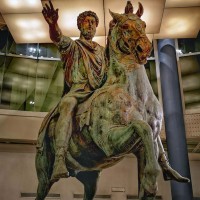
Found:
[36,36,107,149]
[56,36,107,101]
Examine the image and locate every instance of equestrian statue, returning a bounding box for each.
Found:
[35,1,189,200]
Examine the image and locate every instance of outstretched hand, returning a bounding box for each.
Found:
[42,1,59,25]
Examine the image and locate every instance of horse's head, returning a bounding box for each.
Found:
[108,1,152,65]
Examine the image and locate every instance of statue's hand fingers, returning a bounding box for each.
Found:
[42,2,58,24]
[53,9,59,19]
[49,1,55,11]
[42,7,47,16]
[45,3,51,12]
[56,8,59,15]
[42,9,52,24]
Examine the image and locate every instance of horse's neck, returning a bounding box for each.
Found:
[104,34,162,123]
[105,46,138,84]
[127,66,154,103]
[105,57,127,85]
[105,45,153,101]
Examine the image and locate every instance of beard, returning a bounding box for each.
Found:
[80,27,96,40]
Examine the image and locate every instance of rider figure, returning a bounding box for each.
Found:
[42,1,107,182]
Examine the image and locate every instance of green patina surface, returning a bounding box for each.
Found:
[35,1,189,200]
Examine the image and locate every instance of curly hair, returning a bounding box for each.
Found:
[77,11,99,30]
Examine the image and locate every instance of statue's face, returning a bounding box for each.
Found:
[80,16,97,40]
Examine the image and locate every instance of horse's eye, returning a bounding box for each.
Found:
[135,23,142,31]
[122,24,129,29]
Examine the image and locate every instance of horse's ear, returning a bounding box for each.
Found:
[125,1,133,14]
[109,9,123,22]
[136,2,144,18]
[109,20,116,30]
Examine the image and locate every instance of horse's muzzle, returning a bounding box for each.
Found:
[135,37,152,63]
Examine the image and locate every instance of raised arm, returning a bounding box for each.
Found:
[42,1,62,43]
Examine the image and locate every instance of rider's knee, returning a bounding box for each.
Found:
[59,96,78,111]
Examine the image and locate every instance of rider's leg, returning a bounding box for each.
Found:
[51,96,78,181]
[157,136,190,182]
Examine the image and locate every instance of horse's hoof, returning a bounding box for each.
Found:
[163,167,190,183]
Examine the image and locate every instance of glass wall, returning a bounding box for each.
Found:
[0,29,63,112]
[178,32,200,111]
[145,59,158,98]
[179,55,200,110]
[178,32,200,54]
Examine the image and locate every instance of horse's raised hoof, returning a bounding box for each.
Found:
[162,166,190,183]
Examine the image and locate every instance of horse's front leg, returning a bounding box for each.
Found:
[135,147,159,200]
[131,121,160,200]
[107,120,160,199]
[76,171,100,200]
[135,148,145,197]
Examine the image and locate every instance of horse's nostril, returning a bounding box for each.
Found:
[136,45,143,52]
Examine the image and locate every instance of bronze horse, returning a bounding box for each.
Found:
[35,2,189,200]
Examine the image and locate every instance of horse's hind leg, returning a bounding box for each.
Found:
[36,180,53,200]
[76,171,100,200]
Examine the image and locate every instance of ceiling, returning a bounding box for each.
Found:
[0,0,199,45]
